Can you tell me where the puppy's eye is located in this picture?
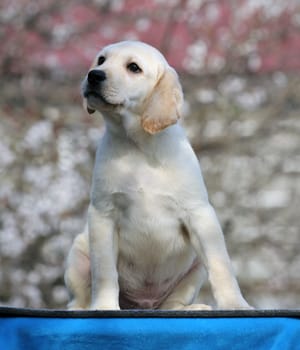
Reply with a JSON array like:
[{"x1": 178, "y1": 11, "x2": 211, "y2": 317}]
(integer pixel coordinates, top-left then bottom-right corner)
[
  {"x1": 127, "y1": 62, "x2": 142, "y2": 73},
  {"x1": 97, "y1": 56, "x2": 105, "y2": 66}
]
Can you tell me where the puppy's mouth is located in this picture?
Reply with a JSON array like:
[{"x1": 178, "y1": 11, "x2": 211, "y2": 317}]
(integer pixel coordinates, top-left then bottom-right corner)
[{"x1": 83, "y1": 88, "x2": 123, "y2": 114}]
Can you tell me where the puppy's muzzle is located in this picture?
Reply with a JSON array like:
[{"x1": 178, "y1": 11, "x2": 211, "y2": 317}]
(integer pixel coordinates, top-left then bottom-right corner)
[
  {"x1": 88, "y1": 70, "x2": 106, "y2": 86},
  {"x1": 83, "y1": 70, "x2": 107, "y2": 113},
  {"x1": 83, "y1": 69, "x2": 123, "y2": 112}
]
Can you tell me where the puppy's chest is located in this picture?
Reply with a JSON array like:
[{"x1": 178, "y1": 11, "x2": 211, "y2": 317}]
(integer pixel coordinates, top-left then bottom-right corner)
[
  {"x1": 95, "y1": 155, "x2": 182, "y2": 234},
  {"x1": 112, "y1": 171, "x2": 179, "y2": 225},
  {"x1": 112, "y1": 189, "x2": 178, "y2": 227},
  {"x1": 98, "y1": 156, "x2": 179, "y2": 209}
]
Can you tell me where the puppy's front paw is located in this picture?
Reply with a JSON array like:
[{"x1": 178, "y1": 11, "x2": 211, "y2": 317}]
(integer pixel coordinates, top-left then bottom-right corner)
[
  {"x1": 90, "y1": 306, "x2": 121, "y2": 311},
  {"x1": 217, "y1": 298, "x2": 253, "y2": 310},
  {"x1": 180, "y1": 303, "x2": 212, "y2": 311},
  {"x1": 90, "y1": 301, "x2": 120, "y2": 311},
  {"x1": 161, "y1": 302, "x2": 212, "y2": 311}
]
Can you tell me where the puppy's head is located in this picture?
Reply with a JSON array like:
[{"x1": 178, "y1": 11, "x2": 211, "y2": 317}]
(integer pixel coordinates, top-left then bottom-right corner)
[{"x1": 82, "y1": 41, "x2": 183, "y2": 134}]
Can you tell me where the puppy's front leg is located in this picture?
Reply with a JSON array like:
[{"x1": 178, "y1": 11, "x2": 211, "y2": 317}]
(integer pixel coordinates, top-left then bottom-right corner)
[
  {"x1": 187, "y1": 204, "x2": 250, "y2": 309},
  {"x1": 88, "y1": 205, "x2": 120, "y2": 310}
]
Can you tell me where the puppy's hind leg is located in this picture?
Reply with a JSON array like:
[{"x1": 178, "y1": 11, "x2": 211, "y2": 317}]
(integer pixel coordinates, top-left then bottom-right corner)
[
  {"x1": 64, "y1": 230, "x2": 91, "y2": 310},
  {"x1": 159, "y1": 262, "x2": 211, "y2": 310}
]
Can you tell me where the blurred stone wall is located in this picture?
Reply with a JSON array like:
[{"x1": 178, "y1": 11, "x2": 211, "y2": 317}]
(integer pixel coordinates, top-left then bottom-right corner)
[{"x1": 0, "y1": 73, "x2": 299, "y2": 309}]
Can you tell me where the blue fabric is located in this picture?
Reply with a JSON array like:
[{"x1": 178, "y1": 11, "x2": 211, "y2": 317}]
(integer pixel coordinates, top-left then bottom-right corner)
[{"x1": 1, "y1": 313, "x2": 299, "y2": 350}]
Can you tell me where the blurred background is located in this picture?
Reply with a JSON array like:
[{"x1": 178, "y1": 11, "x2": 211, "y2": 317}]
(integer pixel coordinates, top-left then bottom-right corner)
[{"x1": 0, "y1": 0, "x2": 299, "y2": 309}]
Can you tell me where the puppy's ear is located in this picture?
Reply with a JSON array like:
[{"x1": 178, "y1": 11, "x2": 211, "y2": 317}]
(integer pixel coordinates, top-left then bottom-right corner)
[{"x1": 141, "y1": 67, "x2": 183, "y2": 134}]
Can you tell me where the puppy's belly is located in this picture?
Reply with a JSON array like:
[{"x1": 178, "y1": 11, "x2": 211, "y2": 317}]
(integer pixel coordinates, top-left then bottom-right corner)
[
  {"x1": 112, "y1": 190, "x2": 197, "y2": 309},
  {"x1": 118, "y1": 257, "x2": 199, "y2": 309}
]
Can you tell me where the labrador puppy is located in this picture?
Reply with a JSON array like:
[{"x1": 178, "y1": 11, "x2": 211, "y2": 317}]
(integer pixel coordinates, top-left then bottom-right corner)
[{"x1": 64, "y1": 41, "x2": 250, "y2": 310}]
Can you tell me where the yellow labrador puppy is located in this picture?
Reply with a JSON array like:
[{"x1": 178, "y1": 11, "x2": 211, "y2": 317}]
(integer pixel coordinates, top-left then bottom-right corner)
[{"x1": 64, "y1": 41, "x2": 250, "y2": 310}]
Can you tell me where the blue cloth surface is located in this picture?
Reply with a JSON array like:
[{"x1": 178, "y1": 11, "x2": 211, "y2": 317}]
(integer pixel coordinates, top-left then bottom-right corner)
[{"x1": 0, "y1": 309, "x2": 299, "y2": 350}]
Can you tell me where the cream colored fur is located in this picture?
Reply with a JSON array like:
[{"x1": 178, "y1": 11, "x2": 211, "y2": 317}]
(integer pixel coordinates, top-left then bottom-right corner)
[{"x1": 64, "y1": 41, "x2": 250, "y2": 310}]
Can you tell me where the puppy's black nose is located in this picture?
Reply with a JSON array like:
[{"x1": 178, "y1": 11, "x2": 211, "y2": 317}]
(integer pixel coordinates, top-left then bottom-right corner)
[{"x1": 88, "y1": 70, "x2": 106, "y2": 85}]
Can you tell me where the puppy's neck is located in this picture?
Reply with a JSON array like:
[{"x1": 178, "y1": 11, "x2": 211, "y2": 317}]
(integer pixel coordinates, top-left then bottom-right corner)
[
  {"x1": 101, "y1": 109, "x2": 144, "y2": 140},
  {"x1": 101, "y1": 109, "x2": 182, "y2": 161}
]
